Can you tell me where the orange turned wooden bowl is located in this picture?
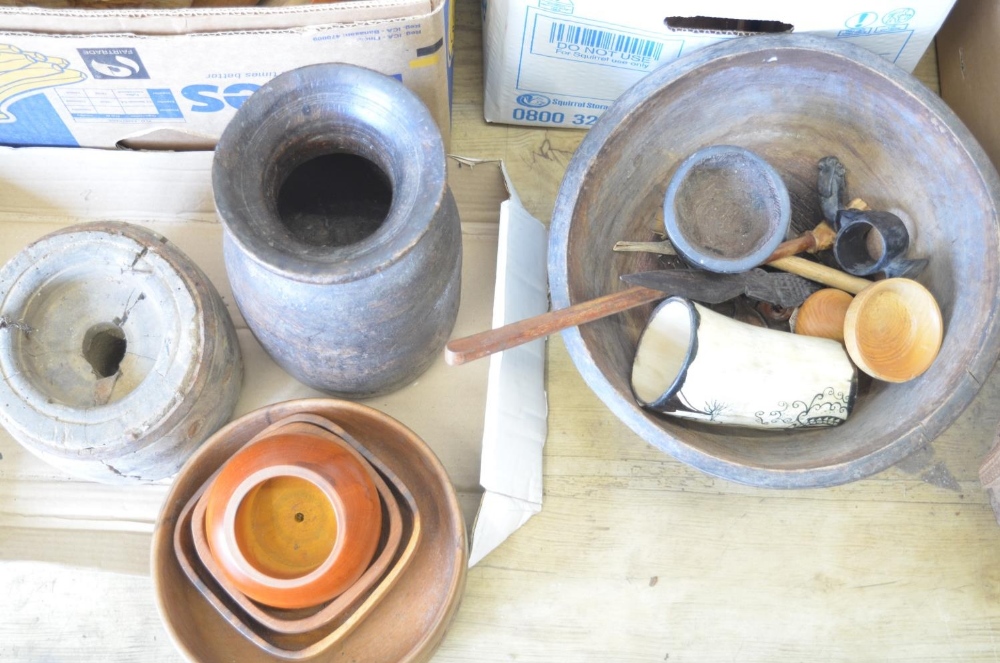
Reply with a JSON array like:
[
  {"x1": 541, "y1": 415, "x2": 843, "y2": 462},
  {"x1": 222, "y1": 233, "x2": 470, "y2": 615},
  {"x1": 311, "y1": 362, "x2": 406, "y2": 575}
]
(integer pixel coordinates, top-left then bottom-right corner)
[
  {"x1": 794, "y1": 288, "x2": 854, "y2": 343},
  {"x1": 204, "y1": 431, "x2": 382, "y2": 610}
]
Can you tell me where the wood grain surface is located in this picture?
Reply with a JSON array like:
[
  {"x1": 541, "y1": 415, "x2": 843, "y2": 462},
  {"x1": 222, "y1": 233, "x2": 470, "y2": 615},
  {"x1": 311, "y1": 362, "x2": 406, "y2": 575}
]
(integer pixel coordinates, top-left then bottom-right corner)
[{"x1": 2, "y1": 4, "x2": 999, "y2": 663}]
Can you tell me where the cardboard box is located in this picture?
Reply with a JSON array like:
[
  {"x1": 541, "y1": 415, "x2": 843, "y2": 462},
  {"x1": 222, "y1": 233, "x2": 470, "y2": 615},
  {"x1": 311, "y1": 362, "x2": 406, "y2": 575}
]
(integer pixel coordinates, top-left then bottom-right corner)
[
  {"x1": 0, "y1": 0, "x2": 453, "y2": 148},
  {"x1": 483, "y1": 0, "x2": 956, "y2": 129},
  {"x1": 938, "y1": 0, "x2": 1000, "y2": 172}
]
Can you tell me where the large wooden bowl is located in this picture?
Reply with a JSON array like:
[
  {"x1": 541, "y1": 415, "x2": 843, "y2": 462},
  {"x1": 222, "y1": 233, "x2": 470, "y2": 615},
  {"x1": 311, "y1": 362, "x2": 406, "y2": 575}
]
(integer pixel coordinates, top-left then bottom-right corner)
[
  {"x1": 548, "y1": 34, "x2": 1000, "y2": 488},
  {"x1": 152, "y1": 398, "x2": 466, "y2": 662}
]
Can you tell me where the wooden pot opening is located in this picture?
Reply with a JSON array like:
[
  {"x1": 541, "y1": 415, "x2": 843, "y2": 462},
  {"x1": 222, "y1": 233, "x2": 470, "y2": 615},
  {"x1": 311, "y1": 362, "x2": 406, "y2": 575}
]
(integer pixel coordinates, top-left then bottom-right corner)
[
  {"x1": 82, "y1": 322, "x2": 127, "y2": 379},
  {"x1": 233, "y1": 474, "x2": 338, "y2": 580},
  {"x1": 277, "y1": 152, "x2": 394, "y2": 248},
  {"x1": 845, "y1": 279, "x2": 943, "y2": 383}
]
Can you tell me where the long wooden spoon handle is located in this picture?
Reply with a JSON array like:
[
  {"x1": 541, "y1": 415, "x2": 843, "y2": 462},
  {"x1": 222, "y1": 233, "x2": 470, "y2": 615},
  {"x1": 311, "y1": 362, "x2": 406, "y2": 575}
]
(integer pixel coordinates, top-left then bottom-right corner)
[
  {"x1": 444, "y1": 285, "x2": 664, "y2": 366},
  {"x1": 768, "y1": 256, "x2": 871, "y2": 294}
]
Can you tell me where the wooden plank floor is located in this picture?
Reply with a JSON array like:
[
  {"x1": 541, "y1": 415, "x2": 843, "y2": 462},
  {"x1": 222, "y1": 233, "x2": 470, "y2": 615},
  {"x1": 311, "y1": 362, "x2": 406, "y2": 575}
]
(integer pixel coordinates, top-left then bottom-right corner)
[{"x1": 3, "y1": 2, "x2": 1000, "y2": 662}]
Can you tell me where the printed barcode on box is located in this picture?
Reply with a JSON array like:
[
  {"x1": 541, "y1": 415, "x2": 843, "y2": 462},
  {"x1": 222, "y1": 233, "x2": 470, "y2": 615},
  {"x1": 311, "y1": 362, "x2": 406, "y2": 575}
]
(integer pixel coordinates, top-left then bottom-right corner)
[{"x1": 547, "y1": 22, "x2": 665, "y2": 60}]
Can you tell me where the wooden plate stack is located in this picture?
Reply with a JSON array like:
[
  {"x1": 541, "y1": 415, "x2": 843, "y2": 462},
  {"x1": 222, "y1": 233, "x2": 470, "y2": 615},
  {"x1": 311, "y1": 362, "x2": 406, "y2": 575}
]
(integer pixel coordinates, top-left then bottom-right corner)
[{"x1": 152, "y1": 399, "x2": 467, "y2": 662}]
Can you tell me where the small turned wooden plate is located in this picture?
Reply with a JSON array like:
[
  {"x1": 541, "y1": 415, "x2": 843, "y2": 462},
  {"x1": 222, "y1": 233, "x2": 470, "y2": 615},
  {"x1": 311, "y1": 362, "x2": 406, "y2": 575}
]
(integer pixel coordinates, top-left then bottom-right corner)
[
  {"x1": 203, "y1": 421, "x2": 383, "y2": 610},
  {"x1": 185, "y1": 416, "x2": 414, "y2": 639},
  {"x1": 174, "y1": 448, "x2": 417, "y2": 657},
  {"x1": 844, "y1": 278, "x2": 943, "y2": 383},
  {"x1": 154, "y1": 399, "x2": 467, "y2": 663}
]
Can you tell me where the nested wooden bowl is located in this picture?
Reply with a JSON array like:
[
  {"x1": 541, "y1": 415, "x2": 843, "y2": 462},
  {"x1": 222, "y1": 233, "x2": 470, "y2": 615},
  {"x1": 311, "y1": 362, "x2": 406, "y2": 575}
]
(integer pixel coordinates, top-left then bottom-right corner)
[
  {"x1": 844, "y1": 279, "x2": 943, "y2": 383},
  {"x1": 663, "y1": 144, "x2": 790, "y2": 273},
  {"x1": 186, "y1": 416, "x2": 411, "y2": 639},
  {"x1": 795, "y1": 289, "x2": 854, "y2": 343},
  {"x1": 203, "y1": 426, "x2": 383, "y2": 610},
  {"x1": 153, "y1": 399, "x2": 466, "y2": 662},
  {"x1": 548, "y1": 34, "x2": 1000, "y2": 487},
  {"x1": 185, "y1": 438, "x2": 412, "y2": 642},
  {"x1": 174, "y1": 414, "x2": 421, "y2": 658}
]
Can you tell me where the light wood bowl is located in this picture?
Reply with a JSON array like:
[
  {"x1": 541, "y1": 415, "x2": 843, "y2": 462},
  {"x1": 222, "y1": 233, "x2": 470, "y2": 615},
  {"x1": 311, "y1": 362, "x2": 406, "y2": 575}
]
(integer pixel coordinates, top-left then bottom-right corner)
[
  {"x1": 794, "y1": 288, "x2": 854, "y2": 343},
  {"x1": 173, "y1": 427, "x2": 419, "y2": 658},
  {"x1": 844, "y1": 278, "x2": 943, "y2": 383},
  {"x1": 153, "y1": 399, "x2": 466, "y2": 663}
]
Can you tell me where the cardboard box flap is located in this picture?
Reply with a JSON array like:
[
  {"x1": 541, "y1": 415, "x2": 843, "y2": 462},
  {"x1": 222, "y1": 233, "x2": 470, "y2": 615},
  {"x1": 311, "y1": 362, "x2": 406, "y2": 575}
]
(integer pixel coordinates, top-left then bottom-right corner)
[
  {"x1": 0, "y1": 0, "x2": 452, "y2": 148},
  {"x1": 0, "y1": 0, "x2": 439, "y2": 35},
  {"x1": 470, "y1": 161, "x2": 548, "y2": 566},
  {"x1": 483, "y1": 0, "x2": 954, "y2": 129}
]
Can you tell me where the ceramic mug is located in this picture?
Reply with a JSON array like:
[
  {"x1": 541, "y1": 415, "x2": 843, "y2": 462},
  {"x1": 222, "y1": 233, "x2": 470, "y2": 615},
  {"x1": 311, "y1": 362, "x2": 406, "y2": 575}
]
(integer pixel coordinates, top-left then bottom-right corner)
[{"x1": 631, "y1": 297, "x2": 857, "y2": 428}]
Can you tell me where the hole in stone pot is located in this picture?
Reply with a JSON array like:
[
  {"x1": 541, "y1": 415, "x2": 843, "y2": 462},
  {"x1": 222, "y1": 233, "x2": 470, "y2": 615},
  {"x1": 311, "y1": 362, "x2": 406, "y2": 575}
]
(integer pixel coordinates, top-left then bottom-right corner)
[
  {"x1": 235, "y1": 475, "x2": 337, "y2": 580},
  {"x1": 277, "y1": 153, "x2": 393, "y2": 248},
  {"x1": 82, "y1": 323, "x2": 127, "y2": 379}
]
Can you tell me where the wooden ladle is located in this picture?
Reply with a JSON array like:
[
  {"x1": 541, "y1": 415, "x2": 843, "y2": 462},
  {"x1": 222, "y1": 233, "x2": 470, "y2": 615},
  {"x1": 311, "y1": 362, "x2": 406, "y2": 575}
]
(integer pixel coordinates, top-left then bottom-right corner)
[{"x1": 444, "y1": 221, "x2": 855, "y2": 366}]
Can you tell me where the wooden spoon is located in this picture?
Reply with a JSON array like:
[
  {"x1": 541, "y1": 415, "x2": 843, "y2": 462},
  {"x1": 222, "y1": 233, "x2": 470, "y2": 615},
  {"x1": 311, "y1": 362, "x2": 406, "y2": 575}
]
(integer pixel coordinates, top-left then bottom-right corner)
[{"x1": 444, "y1": 222, "x2": 851, "y2": 366}]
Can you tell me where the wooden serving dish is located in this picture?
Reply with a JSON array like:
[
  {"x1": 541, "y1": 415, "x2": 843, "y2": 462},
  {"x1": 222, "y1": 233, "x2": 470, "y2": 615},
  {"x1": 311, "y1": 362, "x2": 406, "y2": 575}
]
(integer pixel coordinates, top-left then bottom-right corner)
[
  {"x1": 153, "y1": 399, "x2": 466, "y2": 663},
  {"x1": 180, "y1": 415, "x2": 415, "y2": 641},
  {"x1": 548, "y1": 34, "x2": 1000, "y2": 488},
  {"x1": 174, "y1": 460, "x2": 416, "y2": 658},
  {"x1": 203, "y1": 420, "x2": 384, "y2": 610},
  {"x1": 844, "y1": 278, "x2": 943, "y2": 383}
]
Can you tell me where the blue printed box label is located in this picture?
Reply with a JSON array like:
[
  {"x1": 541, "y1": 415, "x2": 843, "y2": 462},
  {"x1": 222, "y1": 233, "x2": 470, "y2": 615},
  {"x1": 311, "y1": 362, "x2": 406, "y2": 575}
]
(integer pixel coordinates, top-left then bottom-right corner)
[
  {"x1": 834, "y1": 8, "x2": 915, "y2": 63},
  {"x1": 77, "y1": 48, "x2": 150, "y2": 80},
  {"x1": 56, "y1": 87, "x2": 183, "y2": 121},
  {"x1": 528, "y1": 13, "x2": 682, "y2": 73},
  {"x1": 516, "y1": 7, "x2": 693, "y2": 102}
]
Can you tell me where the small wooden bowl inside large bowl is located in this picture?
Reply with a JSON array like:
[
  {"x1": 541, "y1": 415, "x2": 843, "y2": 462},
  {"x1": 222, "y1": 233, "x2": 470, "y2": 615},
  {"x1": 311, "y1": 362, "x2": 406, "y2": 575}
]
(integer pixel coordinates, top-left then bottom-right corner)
[
  {"x1": 844, "y1": 278, "x2": 943, "y2": 383},
  {"x1": 152, "y1": 398, "x2": 467, "y2": 663},
  {"x1": 203, "y1": 430, "x2": 382, "y2": 610},
  {"x1": 548, "y1": 34, "x2": 1000, "y2": 488}
]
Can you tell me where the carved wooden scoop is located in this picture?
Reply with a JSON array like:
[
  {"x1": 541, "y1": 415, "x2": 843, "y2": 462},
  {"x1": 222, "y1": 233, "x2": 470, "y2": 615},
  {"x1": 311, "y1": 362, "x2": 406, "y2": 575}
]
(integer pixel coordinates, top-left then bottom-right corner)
[{"x1": 444, "y1": 222, "x2": 850, "y2": 366}]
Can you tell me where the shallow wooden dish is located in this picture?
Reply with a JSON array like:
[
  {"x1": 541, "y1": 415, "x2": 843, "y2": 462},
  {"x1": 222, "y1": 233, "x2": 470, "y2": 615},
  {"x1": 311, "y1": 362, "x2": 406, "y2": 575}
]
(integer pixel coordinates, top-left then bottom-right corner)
[
  {"x1": 548, "y1": 34, "x2": 1000, "y2": 488},
  {"x1": 174, "y1": 452, "x2": 416, "y2": 657},
  {"x1": 186, "y1": 415, "x2": 412, "y2": 639},
  {"x1": 154, "y1": 399, "x2": 466, "y2": 663},
  {"x1": 201, "y1": 416, "x2": 411, "y2": 635},
  {"x1": 203, "y1": 422, "x2": 383, "y2": 610},
  {"x1": 844, "y1": 279, "x2": 943, "y2": 383}
]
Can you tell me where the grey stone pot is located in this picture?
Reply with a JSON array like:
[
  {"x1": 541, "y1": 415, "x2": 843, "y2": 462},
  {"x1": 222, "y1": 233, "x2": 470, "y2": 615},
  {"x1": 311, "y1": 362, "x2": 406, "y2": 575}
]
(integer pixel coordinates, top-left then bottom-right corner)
[
  {"x1": 0, "y1": 221, "x2": 243, "y2": 483},
  {"x1": 213, "y1": 64, "x2": 461, "y2": 398}
]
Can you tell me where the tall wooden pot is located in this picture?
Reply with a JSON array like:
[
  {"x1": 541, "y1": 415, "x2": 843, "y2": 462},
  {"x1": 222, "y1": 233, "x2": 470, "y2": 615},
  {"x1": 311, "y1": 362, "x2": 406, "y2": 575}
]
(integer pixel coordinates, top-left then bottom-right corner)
[{"x1": 213, "y1": 64, "x2": 461, "y2": 398}]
